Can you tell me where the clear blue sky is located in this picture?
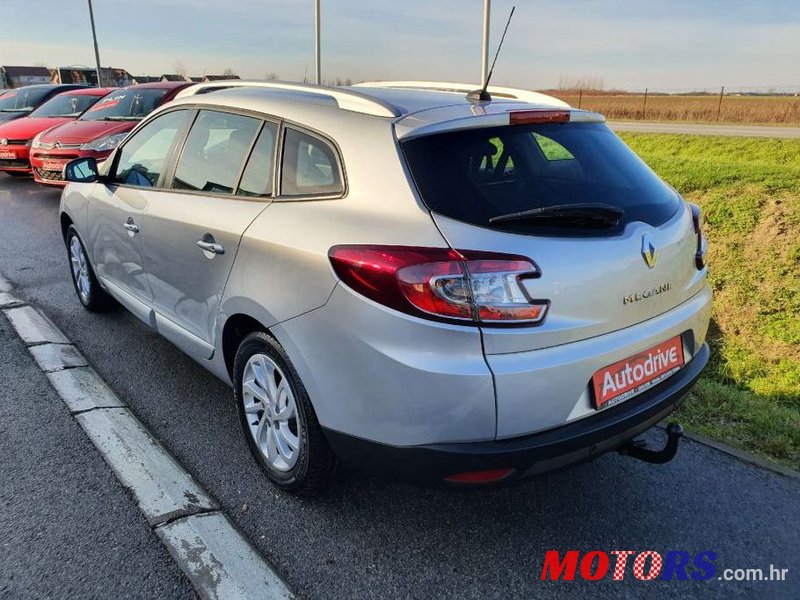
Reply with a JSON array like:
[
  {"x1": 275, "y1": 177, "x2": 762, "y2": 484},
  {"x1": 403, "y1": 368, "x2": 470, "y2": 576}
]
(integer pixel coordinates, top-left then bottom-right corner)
[{"x1": 1, "y1": 0, "x2": 799, "y2": 90}]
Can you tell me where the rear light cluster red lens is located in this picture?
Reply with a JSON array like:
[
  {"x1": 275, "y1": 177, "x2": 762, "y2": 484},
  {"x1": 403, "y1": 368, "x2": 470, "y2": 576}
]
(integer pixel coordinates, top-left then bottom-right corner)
[
  {"x1": 444, "y1": 468, "x2": 514, "y2": 484},
  {"x1": 329, "y1": 245, "x2": 548, "y2": 325},
  {"x1": 689, "y1": 203, "x2": 707, "y2": 270},
  {"x1": 509, "y1": 109, "x2": 570, "y2": 125}
]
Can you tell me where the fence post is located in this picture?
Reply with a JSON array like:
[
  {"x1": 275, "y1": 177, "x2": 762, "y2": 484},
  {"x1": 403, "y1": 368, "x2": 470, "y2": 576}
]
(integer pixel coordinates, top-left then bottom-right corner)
[
  {"x1": 717, "y1": 86, "x2": 725, "y2": 120},
  {"x1": 578, "y1": 88, "x2": 582, "y2": 109},
  {"x1": 642, "y1": 87, "x2": 648, "y2": 119}
]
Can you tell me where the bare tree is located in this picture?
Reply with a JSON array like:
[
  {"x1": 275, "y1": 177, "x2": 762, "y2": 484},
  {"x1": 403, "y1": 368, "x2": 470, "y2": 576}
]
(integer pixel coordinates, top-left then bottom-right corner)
[
  {"x1": 222, "y1": 67, "x2": 236, "y2": 76},
  {"x1": 265, "y1": 72, "x2": 279, "y2": 81},
  {"x1": 558, "y1": 75, "x2": 604, "y2": 91},
  {"x1": 174, "y1": 59, "x2": 189, "y2": 78}
]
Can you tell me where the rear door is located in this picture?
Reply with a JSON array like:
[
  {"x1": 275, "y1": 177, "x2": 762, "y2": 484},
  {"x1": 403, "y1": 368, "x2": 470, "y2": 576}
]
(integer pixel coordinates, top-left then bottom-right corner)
[
  {"x1": 88, "y1": 109, "x2": 190, "y2": 322},
  {"x1": 141, "y1": 110, "x2": 277, "y2": 359},
  {"x1": 401, "y1": 121, "x2": 705, "y2": 356}
]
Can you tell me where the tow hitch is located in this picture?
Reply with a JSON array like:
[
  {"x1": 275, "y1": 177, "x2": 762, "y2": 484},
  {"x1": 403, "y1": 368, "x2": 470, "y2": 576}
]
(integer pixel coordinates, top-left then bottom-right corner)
[{"x1": 619, "y1": 423, "x2": 684, "y2": 464}]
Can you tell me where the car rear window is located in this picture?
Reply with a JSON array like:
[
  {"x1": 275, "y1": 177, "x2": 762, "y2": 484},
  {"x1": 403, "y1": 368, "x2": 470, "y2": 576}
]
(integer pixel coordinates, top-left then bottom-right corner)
[
  {"x1": 79, "y1": 89, "x2": 168, "y2": 121},
  {"x1": 401, "y1": 122, "x2": 680, "y2": 236}
]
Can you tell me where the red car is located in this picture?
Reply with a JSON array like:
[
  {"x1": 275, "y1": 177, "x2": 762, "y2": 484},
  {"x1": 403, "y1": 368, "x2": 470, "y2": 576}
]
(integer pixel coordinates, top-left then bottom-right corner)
[
  {"x1": 0, "y1": 87, "x2": 115, "y2": 177},
  {"x1": 29, "y1": 82, "x2": 191, "y2": 186}
]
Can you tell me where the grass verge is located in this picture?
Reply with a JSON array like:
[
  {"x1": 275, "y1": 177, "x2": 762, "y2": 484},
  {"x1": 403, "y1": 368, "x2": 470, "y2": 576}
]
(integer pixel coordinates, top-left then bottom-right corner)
[{"x1": 619, "y1": 133, "x2": 800, "y2": 469}]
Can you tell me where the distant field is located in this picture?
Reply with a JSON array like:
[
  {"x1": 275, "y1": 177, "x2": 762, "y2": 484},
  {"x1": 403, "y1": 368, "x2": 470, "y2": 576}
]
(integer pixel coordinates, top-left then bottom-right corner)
[
  {"x1": 619, "y1": 133, "x2": 800, "y2": 469},
  {"x1": 548, "y1": 93, "x2": 800, "y2": 125}
]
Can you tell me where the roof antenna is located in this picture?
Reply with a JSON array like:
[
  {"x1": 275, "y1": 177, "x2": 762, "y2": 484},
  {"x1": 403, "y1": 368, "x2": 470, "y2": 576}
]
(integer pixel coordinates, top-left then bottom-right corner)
[{"x1": 468, "y1": 5, "x2": 515, "y2": 103}]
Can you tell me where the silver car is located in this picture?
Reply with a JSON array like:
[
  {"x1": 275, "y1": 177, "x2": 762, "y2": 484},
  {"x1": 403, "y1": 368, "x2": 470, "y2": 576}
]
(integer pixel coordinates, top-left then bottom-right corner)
[{"x1": 59, "y1": 81, "x2": 711, "y2": 493}]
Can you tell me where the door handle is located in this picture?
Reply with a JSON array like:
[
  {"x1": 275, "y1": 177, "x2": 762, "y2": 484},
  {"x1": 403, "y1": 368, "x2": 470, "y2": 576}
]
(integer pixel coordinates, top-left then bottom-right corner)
[
  {"x1": 197, "y1": 236, "x2": 225, "y2": 255},
  {"x1": 122, "y1": 219, "x2": 139, "y2": 233}
]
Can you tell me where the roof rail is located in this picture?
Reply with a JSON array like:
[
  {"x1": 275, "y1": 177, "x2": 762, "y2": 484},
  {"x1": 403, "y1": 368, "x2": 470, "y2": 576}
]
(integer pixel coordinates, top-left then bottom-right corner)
[
  {"x1": 173, "y1": 80, "x2": 400, "y2": 118},
  {"x1": 353, "y1": 81, "x2": 570, "y2": 108}
]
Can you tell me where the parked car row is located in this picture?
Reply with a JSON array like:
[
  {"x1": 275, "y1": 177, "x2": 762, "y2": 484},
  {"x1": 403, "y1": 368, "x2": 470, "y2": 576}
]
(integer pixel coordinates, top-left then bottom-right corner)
[
  {"x1": 45, "y1": 79, "x2": 711, "y2": 493},
  {"x1": 0, "y1": 82, "x2": 192, "y2": 185}
]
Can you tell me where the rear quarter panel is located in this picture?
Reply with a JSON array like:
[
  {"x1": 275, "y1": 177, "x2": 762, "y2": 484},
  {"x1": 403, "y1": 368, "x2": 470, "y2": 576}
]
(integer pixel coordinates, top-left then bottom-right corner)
[{"x1": 217, "y1": 115, "x2": 448, "y2": 334}]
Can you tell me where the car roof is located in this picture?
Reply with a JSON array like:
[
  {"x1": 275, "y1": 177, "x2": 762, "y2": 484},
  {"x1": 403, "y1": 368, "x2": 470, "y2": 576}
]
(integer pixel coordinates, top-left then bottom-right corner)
[
  {"x1": 124, "y1": 81, "x2": 191, "y2": 90},
  {"x1": 6, "y1": 84, "x2": 89, "y2": 91},
  {"x1": 159, "y1": 80, "x2": 602, "y2": 140},
  {"x1": 57, "y1": 87, "x2": 117, "y2": 97}
]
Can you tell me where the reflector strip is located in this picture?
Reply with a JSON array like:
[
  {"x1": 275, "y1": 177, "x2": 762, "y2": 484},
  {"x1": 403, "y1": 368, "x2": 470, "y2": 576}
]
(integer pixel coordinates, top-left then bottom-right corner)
[{"x1": 444, "y1": 468, "x2": 514, "y2": 484}]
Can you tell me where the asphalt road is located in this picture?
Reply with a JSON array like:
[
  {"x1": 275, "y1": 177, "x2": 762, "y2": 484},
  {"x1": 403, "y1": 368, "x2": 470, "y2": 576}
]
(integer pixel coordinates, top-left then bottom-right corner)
[
  {"x1": 609, "y1": 120, "x2": 800, "y2": 138},
  {"x1": 1, "y1": 173, "x2": 799, "y2": 599},
  {"x1": 0, "y1": 313, "x2": 197, "y2": 599}
]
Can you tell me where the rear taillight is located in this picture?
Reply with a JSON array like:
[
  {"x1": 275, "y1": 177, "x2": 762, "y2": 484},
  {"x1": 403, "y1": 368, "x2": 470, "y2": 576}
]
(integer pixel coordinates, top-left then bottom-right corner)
[
  {"x1": 689, "y1": 203, "x2": 707, "y2": 270},
  {"x1": 329, "y1": 245, "x2": 548, "y2": 326}
]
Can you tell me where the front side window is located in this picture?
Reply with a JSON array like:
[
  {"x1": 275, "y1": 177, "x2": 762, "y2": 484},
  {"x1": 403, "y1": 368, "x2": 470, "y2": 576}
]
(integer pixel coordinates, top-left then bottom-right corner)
[
  {"x1": 281, "y1": 128, "x2": 343, "y2": 197},
  {"x1": 113, "y1": 110, "x2": 188, "y2": 188},
  {"x1": 172, "y1": 110, "x2": 260, "y2": 194}
]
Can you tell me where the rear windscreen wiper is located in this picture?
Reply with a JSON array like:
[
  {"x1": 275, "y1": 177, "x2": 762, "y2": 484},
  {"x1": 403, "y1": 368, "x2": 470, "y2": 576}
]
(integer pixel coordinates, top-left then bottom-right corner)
[{"x1": 489, "y1": 203, "x2": 625, "y2": 226}]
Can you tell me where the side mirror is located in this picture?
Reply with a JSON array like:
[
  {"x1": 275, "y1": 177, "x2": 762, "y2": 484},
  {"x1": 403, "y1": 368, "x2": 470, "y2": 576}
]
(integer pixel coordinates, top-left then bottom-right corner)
[{"x1": 63, "y1": 157, "x2": 99, "y2": 183}]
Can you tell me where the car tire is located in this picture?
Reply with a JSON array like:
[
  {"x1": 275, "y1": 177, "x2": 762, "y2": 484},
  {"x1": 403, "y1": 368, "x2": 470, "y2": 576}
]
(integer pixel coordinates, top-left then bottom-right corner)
[
  {"x1": 66, "y1": 225, "x2": 113, "y2": 312},
  {"x1": 234, "y1": 331, "x2": 336, "y2": 495}
]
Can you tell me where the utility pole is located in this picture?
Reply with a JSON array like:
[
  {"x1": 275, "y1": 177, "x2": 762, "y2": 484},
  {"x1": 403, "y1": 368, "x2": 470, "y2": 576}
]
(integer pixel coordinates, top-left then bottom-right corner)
[
  {"x1": 314, "y1": 0, "x2": 321, "y2": 85},
  {"x1": 87, "y1": 0, "x2": 103, "y2": 86},
  {"x1": 481, "y1": 0, "x2": 491, "y2": 84}
]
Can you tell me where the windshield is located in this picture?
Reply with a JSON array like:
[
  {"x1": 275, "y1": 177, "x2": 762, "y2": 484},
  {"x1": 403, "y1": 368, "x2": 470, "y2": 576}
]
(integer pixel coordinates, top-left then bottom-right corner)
[
  {"x1": 30, "y1": 93, "x2": 101, "y2": 118},
  {"x1": 401, "y1": 122, "x2": 680, "y2": 236},
  {"x1": 0, "y1": 88, "x2": 51, "y2": 112},
  {"x1": 79, "y1": 89, "x2": 168, "y2": 121}
]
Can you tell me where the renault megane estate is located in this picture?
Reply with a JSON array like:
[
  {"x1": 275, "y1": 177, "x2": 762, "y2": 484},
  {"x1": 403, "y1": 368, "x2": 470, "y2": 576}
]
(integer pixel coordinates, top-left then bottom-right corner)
[
  {"x1": 58, "y1": 81, "x2": 711, "y2": 494},
  {"x1": 30, "y1": 81, "x2": 191, "y2": 186},
  {"x1": 0, "y1": 87, "x2": 115, "y2": 176}
]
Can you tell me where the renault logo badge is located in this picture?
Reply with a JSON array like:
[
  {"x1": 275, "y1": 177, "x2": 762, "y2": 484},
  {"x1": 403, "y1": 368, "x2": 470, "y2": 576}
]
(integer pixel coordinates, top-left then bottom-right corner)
[{"x1": 641, "y1": 234, "x2": 658, "y2": 269}]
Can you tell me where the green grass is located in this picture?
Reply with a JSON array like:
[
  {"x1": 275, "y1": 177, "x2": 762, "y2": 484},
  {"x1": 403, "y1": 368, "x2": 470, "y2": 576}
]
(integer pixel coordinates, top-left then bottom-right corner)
[{"x1": 619, "y1": 133, "x2": 800, "y2": 469}]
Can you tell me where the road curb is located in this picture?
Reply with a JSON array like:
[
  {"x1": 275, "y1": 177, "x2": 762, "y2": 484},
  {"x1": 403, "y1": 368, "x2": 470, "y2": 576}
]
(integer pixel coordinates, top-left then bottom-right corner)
[{"x1": 1, "y1": 277, "x2": 296, "y2": 600}]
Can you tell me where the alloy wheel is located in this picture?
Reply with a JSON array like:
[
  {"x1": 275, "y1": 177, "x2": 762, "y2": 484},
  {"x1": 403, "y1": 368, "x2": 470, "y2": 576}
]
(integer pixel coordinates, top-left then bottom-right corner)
[
  {"x1": 69, "y1": 236, "x2": 91, "y2": 303},
  {"x1": 241, "y1": 353, "x2": 301, "y2": 472}
]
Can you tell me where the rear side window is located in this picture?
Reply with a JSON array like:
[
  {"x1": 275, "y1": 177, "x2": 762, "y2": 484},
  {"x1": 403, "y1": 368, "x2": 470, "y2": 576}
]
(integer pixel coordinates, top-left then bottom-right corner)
[
  {"x1": 173, "y1": 110, "x2": 260, "y2": 194},
  {"x1": 401, "y1": 122, "x2": 680, "y2": 235},
  {"x1": 237, "y1": 122, "x2": 278, "y2": 198},
  {"x1": 281, "y1": 128, "x2": 343, "y2": 197}
]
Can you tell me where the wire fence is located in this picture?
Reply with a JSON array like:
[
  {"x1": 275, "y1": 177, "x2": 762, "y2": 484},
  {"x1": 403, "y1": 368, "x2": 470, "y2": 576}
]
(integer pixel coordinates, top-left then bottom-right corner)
[{"x1": 539, "y1": 86, "x2": 800, "y2": 124}]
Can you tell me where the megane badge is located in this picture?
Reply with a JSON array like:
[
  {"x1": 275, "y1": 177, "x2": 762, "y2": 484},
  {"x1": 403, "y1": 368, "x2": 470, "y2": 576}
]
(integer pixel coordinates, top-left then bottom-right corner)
[{"x1": 641, "y1": 234, "x2": 658, "y2": 269}]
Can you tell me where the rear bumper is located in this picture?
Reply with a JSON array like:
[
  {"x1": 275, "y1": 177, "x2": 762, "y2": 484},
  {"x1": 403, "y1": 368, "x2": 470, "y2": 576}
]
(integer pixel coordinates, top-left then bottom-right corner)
[{"x1": 324, "y1": 342, "x2": 708, "y2": 486}]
